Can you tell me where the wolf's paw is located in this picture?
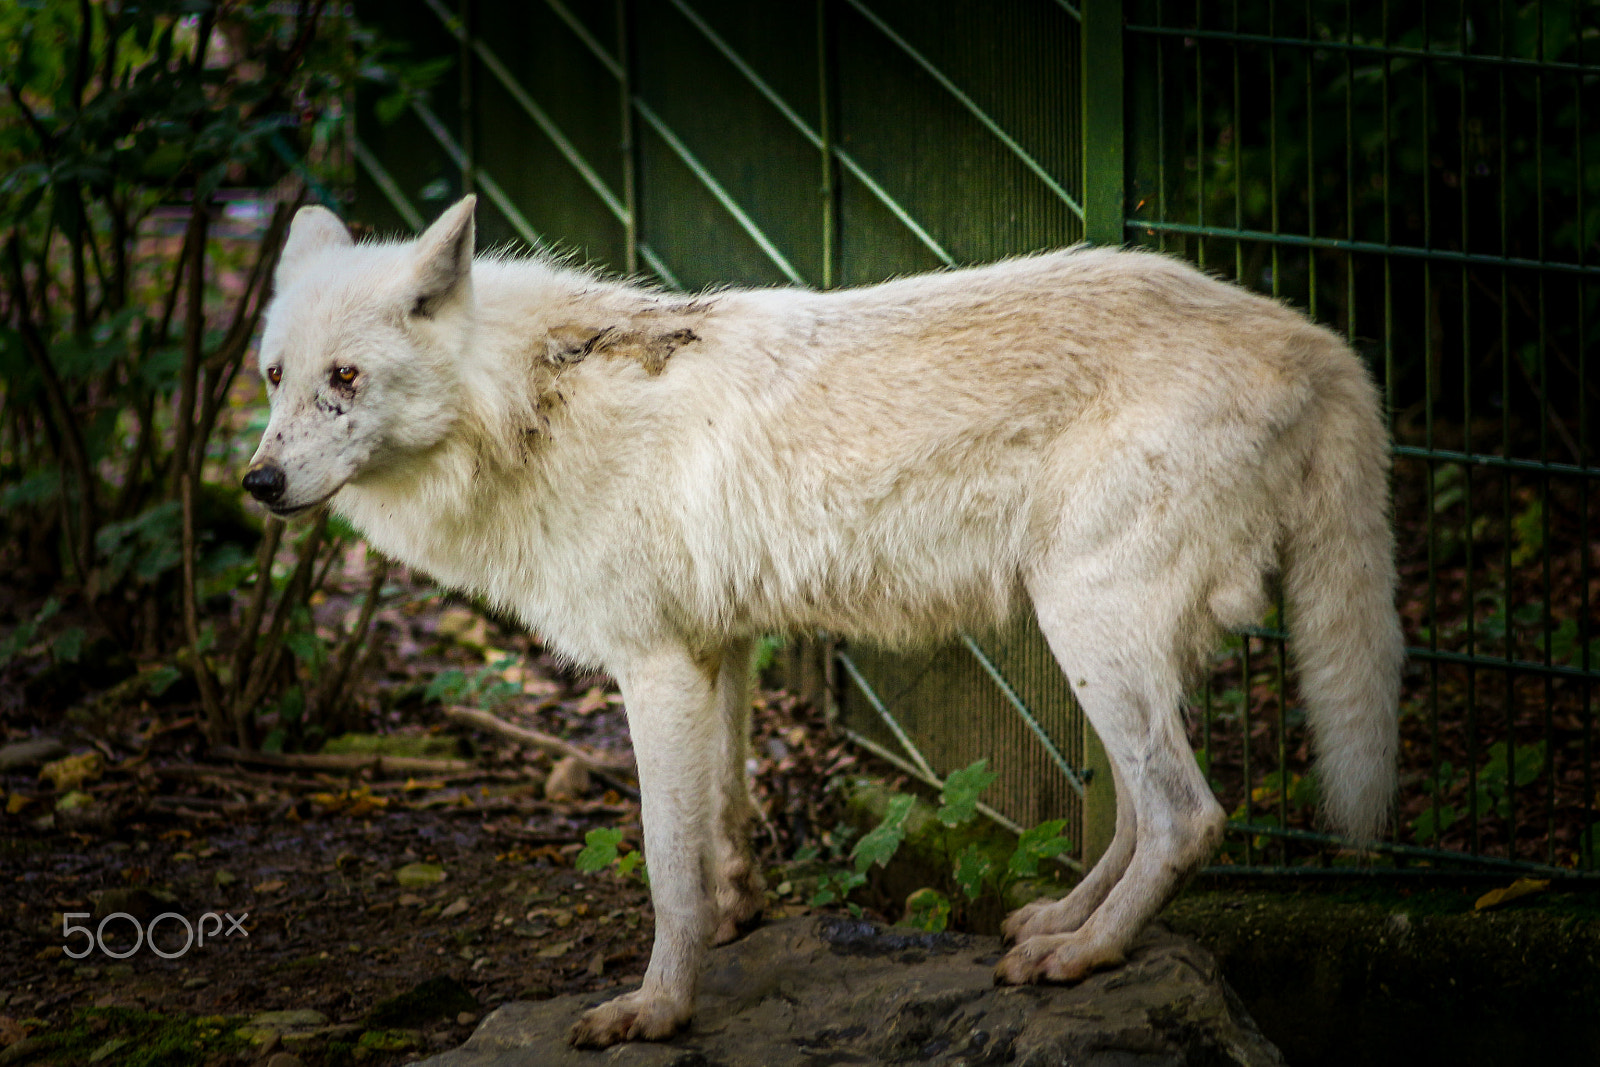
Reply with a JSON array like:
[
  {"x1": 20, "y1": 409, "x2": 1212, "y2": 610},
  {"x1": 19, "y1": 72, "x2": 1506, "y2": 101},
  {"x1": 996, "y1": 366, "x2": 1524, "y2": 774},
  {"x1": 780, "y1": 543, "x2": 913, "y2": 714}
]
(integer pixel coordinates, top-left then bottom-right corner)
[
  {"x1": 1001, "y1": 899, "x2": 1055, "y2": 943},
  {"x1": 1001, "y1": 897, "x2": 1091, "y2": 944},
  {"x1": 714, "y1": 895, "x2": 763, "y2": 945},
  {"x1": 713, "y1": 860, "x2": 766, "y2": 945},
  {"x1": 567, "y1": 989, "x2": 690, "y2": 1048},
  {"x1": 713, "y1": 905, "x2": 763, "y2": 946},
  {"x1": 993, "y1": 932, "x2": 1124, "y2": 986}
]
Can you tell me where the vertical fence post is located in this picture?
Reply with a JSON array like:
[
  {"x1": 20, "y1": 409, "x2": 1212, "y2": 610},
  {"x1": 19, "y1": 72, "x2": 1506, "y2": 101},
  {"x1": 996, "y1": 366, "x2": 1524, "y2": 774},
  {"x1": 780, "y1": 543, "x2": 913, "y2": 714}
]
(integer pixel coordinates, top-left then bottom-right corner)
[
  {"x1": 617, "y1": 0, "x2": 639, "y2": 276},
  {"x1": 1077, "y1": 0, "x2": 1125, "y2": 870},
  {"x1": 1082, "y1": 0, "x2": 1125, "y2": 248},
  {"x1": 457, "y1": 0, "x2": 475, "y2": 197},
  {"x1": 817, "y1": 0, "x2": 840, "y2": 291}
]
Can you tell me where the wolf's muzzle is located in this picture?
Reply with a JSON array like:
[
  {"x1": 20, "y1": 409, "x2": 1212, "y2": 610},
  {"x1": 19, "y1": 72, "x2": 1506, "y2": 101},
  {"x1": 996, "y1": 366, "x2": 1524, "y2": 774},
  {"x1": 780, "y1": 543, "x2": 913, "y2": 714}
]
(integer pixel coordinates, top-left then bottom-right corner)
[{"x1": 242, "y1": 462, "x2": 287, "y2": 505}]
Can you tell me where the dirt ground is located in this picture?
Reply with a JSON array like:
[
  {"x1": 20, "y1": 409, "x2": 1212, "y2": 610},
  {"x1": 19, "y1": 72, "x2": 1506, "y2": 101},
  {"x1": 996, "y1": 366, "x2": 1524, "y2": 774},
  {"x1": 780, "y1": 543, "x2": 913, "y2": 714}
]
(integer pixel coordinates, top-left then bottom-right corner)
[{"x1": 0, "y1": 589, "x2": 863, "y2": 1067}]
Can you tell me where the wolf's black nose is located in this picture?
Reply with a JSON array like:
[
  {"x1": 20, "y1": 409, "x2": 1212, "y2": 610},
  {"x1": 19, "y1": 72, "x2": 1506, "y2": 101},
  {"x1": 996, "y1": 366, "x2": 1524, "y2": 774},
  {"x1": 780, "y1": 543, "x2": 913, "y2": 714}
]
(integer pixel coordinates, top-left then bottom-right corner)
[{"x1": 242, "y1": 463, "x2": 286, "y2": 504}]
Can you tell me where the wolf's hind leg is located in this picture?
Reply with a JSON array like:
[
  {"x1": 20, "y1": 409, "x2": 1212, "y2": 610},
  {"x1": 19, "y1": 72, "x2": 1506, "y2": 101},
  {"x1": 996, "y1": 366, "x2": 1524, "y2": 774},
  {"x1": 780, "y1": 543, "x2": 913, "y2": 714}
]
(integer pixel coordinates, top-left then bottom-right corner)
[
  {"x1": 1002, "y1": 757, "x2": 1136, "y2": 943},
  {"x1": 711, "y1": 638, "x2": 765, "y2": 944},
  {"x1": 997, "y1": 573, "x2": 1224, "y2": 985}
]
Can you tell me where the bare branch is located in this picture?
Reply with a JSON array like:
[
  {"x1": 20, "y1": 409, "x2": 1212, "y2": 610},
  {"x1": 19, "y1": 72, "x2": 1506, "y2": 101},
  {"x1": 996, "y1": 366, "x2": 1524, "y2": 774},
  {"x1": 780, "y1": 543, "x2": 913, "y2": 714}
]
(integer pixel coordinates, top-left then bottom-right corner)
[
  {"x1": 181, "y1": 467, "x2": 227, "y2": 741},
  {"x1": 443, "y1": 706, "x2": 636, "y2": 774},
  {"x1": 235, "y1": 513, "x2": 327, "y2": 728},
  {"x1": 313, "y1": 557, "x2": 391, "y2": 726},
  {"x1": 226, "y1": 515, "x2": 285, "y2": 717},
  {"x1": 209, "y1": 745, "x2": 476, "y2": 778},
  {"x1": 5, "y1": 236, "x2": 97, "y2": 578}
]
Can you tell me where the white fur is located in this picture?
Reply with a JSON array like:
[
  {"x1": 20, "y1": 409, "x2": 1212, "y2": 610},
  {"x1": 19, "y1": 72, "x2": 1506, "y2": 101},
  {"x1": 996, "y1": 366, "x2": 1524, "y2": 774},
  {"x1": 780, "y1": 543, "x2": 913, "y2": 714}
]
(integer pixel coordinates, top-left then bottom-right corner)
[{"x1": 248, "y1": 197, "x2": 1403, "y2": 1046}]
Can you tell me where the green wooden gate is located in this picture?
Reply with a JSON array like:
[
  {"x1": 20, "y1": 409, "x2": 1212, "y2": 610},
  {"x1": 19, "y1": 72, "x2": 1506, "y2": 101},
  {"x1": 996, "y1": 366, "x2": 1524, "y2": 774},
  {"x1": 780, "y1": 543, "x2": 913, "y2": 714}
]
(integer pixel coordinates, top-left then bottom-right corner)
[{"x1": 350, "y1": 0, "x2": 1599, "y2": 877}]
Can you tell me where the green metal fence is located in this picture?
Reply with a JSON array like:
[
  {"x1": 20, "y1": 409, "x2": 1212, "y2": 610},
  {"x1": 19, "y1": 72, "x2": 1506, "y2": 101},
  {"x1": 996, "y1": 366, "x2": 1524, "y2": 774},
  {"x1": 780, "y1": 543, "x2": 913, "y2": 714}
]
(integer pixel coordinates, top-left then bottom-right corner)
[
  {"x1": 1118, "y1": 0, "x2": 1599, "y2": 876},
  {"x1": 350, "y1": 0, "x2": 1599, "y2": 877}
]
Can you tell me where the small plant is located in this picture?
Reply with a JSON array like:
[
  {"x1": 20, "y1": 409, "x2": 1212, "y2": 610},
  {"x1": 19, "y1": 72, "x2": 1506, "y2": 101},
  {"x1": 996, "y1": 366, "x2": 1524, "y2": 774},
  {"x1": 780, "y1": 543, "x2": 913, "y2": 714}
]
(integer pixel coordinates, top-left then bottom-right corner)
[
  {"x1": 1410, "y1": 740, "x2": 1547, "y2": 844},
  {"x1": 793, "y1": 822, "x2": 866, "y2": 915},
  {"x1": 424, "y1": 653, "x2": 524, "y2": 711},
  {"x1": 795, "y1": 760, "x2": 1073, "y2": 933},
  {"x1": 575, "y1": 827, "x2": 647, "y2": 885}
]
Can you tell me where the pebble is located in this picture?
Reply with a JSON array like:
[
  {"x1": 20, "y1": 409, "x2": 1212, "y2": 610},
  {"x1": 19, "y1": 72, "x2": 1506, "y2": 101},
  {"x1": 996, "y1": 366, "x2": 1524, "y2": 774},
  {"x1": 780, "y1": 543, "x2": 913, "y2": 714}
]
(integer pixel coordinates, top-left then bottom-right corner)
[{"x1": 543, "y1": 756, "x2": 590, "y2": 801}]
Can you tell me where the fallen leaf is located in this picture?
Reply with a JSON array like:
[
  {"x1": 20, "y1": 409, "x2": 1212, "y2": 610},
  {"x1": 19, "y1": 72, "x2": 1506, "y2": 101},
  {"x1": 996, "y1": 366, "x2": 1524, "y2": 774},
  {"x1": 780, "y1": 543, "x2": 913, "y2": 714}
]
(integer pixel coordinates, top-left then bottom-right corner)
[
  {"x1": 1474, "y1": 877, "x2": 1550, "y2": 911},
  {"x1": 6, "y1": 793, "x2": 30, "y2": 814},
  {"x1": 535, "y1": 939, "x2": 574, "y2": 959},
  {"x1": 574, "y1": 688, "x2": 610, "y2": 716},
  {"x1": 39, "y1": 752, "x2": 101, "y2": 791},
  {"x1": 253, "y1": 880, "x2": 287, "y2": 894},
  {"x1": 87, "y1": 1037, "x2": 128, "y2": 1063},
  {"x1": 436, "y1": 608, "x2": 489, "y2": 649},
  {"x1": 440, "y1": 897, "x2": 471, "y2": 919},
  {"x1": 397, "y1": 862, "x2": 447, "y2": 888}
]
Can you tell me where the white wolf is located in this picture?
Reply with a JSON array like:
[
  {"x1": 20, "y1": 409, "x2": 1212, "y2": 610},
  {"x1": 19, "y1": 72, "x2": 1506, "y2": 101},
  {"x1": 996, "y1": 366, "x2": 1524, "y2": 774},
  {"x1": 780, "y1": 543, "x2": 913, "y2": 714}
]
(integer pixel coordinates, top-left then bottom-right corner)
[{"x1": 245, "y1": 196, "x2": 1402, "y2": 1047}]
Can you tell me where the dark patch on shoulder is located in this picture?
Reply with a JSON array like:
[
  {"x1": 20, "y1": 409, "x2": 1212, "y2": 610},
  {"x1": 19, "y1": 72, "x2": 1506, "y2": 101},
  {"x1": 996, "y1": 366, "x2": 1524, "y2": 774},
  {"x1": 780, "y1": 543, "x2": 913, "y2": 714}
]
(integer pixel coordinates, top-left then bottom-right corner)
[
  {"x1": 620, "y1": 326, "x2": 697, "y2": 374},
  {"x1": 544, "y1": 307, "x2": 705, "y2": 376},
  {"x1": 545, "y1": 324, "x2": 615, "y2": 366}
]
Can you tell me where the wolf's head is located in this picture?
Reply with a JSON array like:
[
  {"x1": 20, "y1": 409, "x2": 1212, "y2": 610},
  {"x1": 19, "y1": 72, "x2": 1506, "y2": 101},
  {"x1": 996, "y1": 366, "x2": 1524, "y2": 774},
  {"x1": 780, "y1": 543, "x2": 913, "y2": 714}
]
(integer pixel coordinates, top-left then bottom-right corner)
[{"x1": 243, "y1": 196, "x2": 479, "y2": 516}]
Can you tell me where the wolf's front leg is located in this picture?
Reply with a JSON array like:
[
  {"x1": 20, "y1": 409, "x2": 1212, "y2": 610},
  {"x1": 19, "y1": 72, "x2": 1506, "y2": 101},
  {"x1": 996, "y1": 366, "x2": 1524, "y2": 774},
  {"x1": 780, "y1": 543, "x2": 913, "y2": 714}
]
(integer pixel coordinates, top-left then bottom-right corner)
[{"x1": 568, "y1": 648, "x2": 719, "y2": 1049}]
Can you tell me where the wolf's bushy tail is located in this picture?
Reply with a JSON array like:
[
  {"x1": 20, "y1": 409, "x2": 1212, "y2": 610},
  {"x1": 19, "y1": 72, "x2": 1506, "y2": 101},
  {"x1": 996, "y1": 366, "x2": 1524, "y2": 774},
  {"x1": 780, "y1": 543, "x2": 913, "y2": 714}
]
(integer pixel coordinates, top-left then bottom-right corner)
[{"x1": 1283, "y1": 372, "x2": 1405, "y2": 844}]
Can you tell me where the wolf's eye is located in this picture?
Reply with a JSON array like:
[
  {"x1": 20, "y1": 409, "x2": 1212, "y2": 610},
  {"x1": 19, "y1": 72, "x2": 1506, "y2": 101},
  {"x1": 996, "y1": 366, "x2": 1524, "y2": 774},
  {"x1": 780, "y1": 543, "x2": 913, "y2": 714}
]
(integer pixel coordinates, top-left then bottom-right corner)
[
  {"x1": 266, "y1": 365, "x2": 281, "y2": 386},
  {"x1": 332, "y1": 365, "x2": 358, "y2": 385}
]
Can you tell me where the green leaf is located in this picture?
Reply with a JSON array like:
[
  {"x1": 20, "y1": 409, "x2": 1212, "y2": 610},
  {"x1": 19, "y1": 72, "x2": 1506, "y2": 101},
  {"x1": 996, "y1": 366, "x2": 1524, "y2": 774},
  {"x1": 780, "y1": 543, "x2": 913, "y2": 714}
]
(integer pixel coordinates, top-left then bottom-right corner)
[
  {"x1": 52, "y1": 627, "x2": 86, "y2": 663},
  {"x1": 576, "y1": 827, "x2": 624, "y2": 873},
  {"x1": 138, "y1": 344, "x2": 185, "y2": 390},
  {"x1": 902, "y1": 887, "x2": 951, "y2": 933},
  {"x1": 278, "y1": 686, "x2": 304, "y2": 725},
  {"x1": 477, "y1": 679, "x2": 521, "y2": 710},
  {"x1": 851, "y1": 793, "x2": 915, "y2": 873},
  {"x1": 1411, "y1": 804, "x2": 1457, "y2": 844},
  {"x1": 285, "y1": 631, "x2": 325, "y2": 667},
  {"x1": 953, "y1": 843, "x2": 995, "y2": 901},
  {"x1": 752, "y1": 634, "x2": 785, "y2": 675},
  {"x1": 144, "y1": 665, "x2": 182, "y2": 697},
  {"x1": 936, "y1": 759, "x2": 997, "y2": 827},
  {"x1": 1008, "y1": 819, "x2": 1073, "y2": 879},
  {"x1": 423, "y1": 669, "x2": 468, "y2": 704},
  {"x1": 1511, "y1": 741, "x2": 1546, "y2": 789},
  {"x1": 1, "y1": 471, "x2": 60, "y2": 509},
  {"x1": 617, "y1": 850, "x2": 644, "y2": 880}
]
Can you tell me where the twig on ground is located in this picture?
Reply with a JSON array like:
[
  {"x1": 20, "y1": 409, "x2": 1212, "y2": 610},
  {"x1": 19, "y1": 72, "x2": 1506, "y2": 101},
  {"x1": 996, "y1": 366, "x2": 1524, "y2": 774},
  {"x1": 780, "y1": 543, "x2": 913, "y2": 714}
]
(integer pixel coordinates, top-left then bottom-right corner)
[
  {"x1": 443, "y1": 705, "x2": 635, "y2": 775},
  {"x1": 209, "y1": 745, "x2": 474, "y2": 777},
  {"x1": 152, "y1": 764, "x2": 328, "y2": 793}
]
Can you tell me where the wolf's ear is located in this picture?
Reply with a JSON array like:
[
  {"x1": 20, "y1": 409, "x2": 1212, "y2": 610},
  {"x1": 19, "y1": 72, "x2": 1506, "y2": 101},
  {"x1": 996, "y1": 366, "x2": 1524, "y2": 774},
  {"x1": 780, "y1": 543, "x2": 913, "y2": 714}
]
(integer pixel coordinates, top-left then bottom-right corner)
[
  {"x1": 276, "y1": 206, "x2": 353, "y2": 292},
  {"x1": 411, "y1": 195, "x2": 476, "y2": 318}
]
